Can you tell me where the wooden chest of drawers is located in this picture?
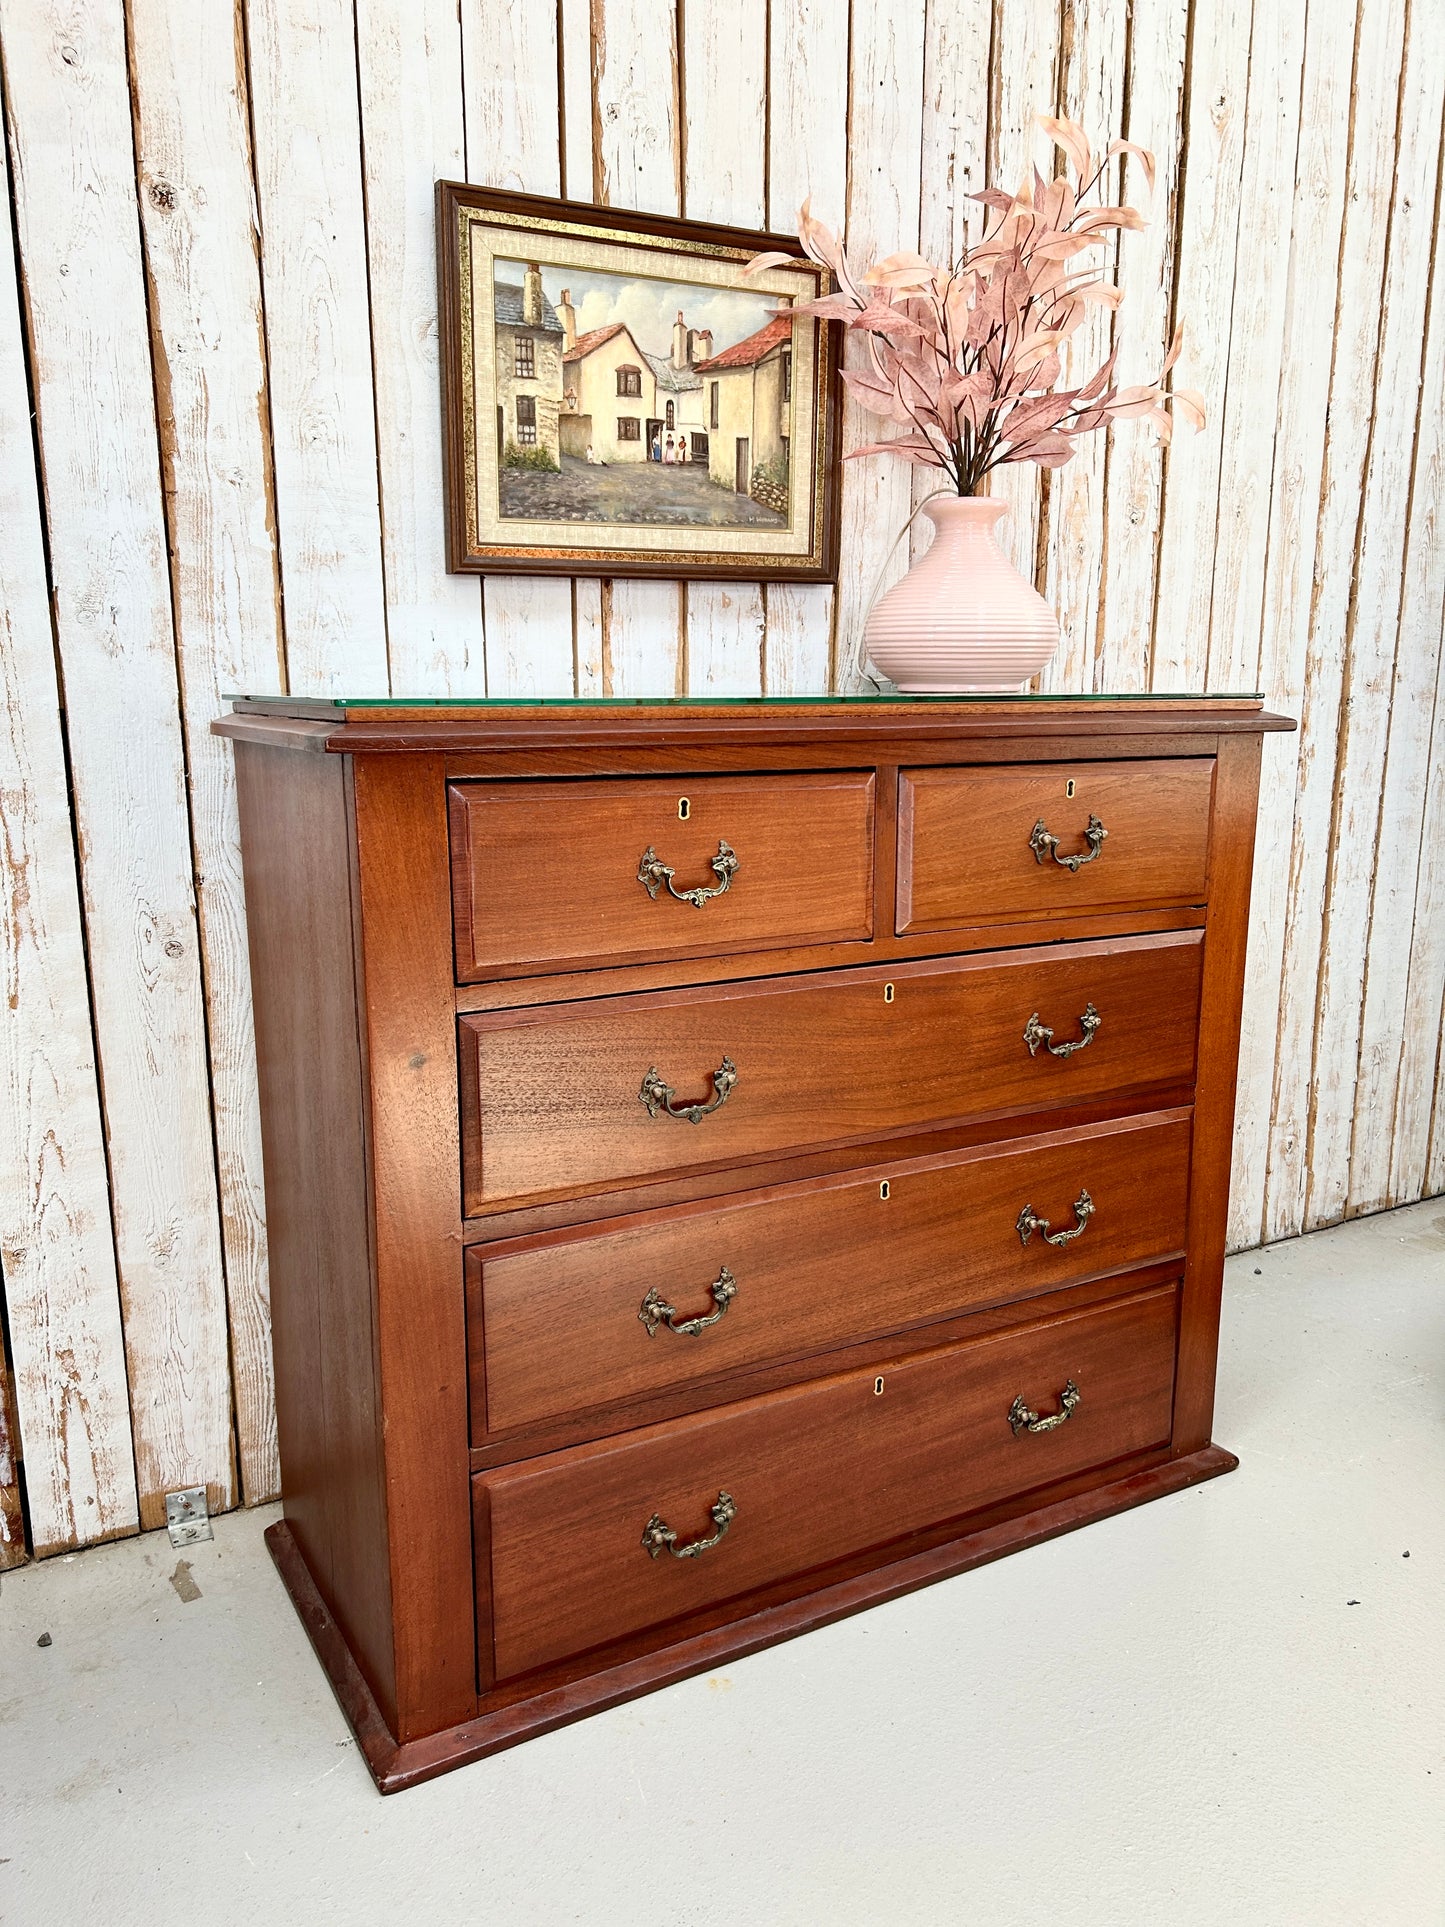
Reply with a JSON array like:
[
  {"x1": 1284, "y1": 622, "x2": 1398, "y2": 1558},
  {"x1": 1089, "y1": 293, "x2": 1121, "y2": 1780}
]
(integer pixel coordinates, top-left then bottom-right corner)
[{"x1": 216, "y1": 694, "x2": 1292, "y2": 1791}]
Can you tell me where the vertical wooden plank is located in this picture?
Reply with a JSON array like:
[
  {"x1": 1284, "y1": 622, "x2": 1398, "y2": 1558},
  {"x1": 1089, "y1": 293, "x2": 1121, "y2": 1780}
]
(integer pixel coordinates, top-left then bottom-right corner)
[
  {"x1": 833, "y1": 0, "x2": 927, "y2": 691},
  {"x1": 764, "y1": 0, "x2": 849, "y2": 693},
  {"x1": 1314, "y1": 3, "x2": 1445, "y2": 1226},
  {"x1": 244, "y1": 0, "x2": 390, "y2": 695},
  {"x1": 592, "y1": 0, "x2": 685, "y2": 694},
  {"x1": 357, "y1": 0, "x2": 487, "y2": 695},
  {"x1": 1149, "y1": 0, "x2": 1252, "y2": 691},
  {"x1": 3, "y1": 0, "x2": 234, "y2": 1530},
  {"x1": 560, "y1": 0, "x2": 603, "y2": 691},
  {"x1": 1094, "y1": 0, "x2": 1188, "y2": 692},
  {"x1": 1264, "y1": 0, "x2": 1407, "y2": 1238},
  {"x1": 683, "y1": 0, "x2": 767, "y2": 697},
  {"x1": 1200, "y1": 0, "x2": 1305, "y2": 693},
  {"x1": 1388, "y1": 610, "x2": 1445, "y2": 1206},
  {"x1": 1225, "y1": 0, "x2": 1354, "y2": 1249},
  {"x1": 128, "y1": 0, "x2": 289, "y2": 1506},
  {"x1": 461, "y1": 0, "x2": 575, "y2": 696},
  {"x1": 987, "y1": 0, "x2": 1060, "y2": 590},
  {"x1": 909, "y1": 0, "x2": 991, "y2": 573},
  {"x1": 0, "y1": 1311, "x2": 26, "y2": 1566},
  {"x1": 0, "y1": 113, "x2": 137, "y2": 1557},
  {"x1": 1039, "y1": 0, "x2": 1126, "y2": 693}
]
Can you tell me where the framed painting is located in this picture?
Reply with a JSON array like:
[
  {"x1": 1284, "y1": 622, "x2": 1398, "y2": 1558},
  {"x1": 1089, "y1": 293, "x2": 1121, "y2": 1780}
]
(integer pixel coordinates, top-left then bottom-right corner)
[{"x1": 435, "y1": 183, "x2": 842, "y2": 582}]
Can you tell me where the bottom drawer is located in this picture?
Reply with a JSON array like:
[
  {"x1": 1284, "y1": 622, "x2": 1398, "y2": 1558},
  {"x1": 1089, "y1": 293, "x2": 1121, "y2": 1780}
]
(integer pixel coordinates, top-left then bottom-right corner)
[{"x1": 477, "y1": 1283, "x2": 1178, "y2": 1680}]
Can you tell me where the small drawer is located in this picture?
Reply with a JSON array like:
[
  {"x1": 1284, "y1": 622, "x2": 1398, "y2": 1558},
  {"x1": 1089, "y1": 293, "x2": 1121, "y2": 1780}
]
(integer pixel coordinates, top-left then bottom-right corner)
[
  {"x1": 449, "y1": 772, "x2": 875, "y2": 980},
  {"x1": 476, "y1": 1283, "x2": 1179, "y2": 1679},
  {"x1": 467, "y1": 1110, "x2": 1192, "y2": 1436},
  {"x1": 459, "y1": 931, "x2": 1203, "y2": 1213},
  {"x1": 896, "y1": 758, "x2": 1215, "y2": 933}
]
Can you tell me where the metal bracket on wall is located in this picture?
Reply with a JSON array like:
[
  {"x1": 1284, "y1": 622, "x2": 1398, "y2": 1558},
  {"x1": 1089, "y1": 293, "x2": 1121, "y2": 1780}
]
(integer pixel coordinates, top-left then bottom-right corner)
[{"x1": 165, "y1": 1487, "x2": 213, "y2": 1548}]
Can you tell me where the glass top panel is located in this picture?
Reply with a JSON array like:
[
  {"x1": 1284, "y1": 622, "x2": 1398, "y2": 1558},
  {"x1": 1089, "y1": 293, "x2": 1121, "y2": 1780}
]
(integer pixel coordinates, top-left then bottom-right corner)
[{"x1": 227, "y1": 691, "x2": 1263, "y2": 708}]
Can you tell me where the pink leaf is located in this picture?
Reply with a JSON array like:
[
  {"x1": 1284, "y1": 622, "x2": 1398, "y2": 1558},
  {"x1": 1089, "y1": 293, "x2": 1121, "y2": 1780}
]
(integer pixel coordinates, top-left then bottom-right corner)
[
  {"x1": 1106, "y1": 138, "x2": 1157, "y2": 199},
  {"x1": 743, "y1": 250, "x2": 798, "y2": 278},
  {"x1": 1172, "y1": 386, "x2": 1207, "y2": 431},
  {"x1": 1037, "y1": 113, "x2": 1092, "y2": 181}
]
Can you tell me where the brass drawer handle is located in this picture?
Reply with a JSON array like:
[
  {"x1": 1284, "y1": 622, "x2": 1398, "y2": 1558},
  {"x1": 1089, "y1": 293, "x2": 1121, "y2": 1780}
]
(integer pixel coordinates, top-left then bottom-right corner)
[
  {"x1": 1029, "y1": 813, "x2": 1107, "y2": 871},
  {"x1": 1008, "y1": 1379, "x2": 1081, "y2": 1436},
  {"x1": 639, "y1": 1056, "x2": 738, "y2": 1123},
  {"x1": 639, "y1": 1267, "x2": 738, "y2": 1337},
  {"x1": 638, "y1": 839, "x2": 739, "y2": 906},
  {"x1": 1016, "y1": 1189, "x2": 1094, "y2": 1248},
  {"x1": 1024, "y1": 1001, "x2": 1101, "y2": 1058},
  {"x1": 642, "y1": 1490, "x2": 737, "y2": 1560}
]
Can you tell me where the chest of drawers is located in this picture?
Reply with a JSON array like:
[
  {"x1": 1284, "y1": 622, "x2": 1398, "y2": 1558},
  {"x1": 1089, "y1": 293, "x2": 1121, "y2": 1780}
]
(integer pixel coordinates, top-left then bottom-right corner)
[{"x1": 216, "y1": 694, "x2": 1292, "y2": 1791}]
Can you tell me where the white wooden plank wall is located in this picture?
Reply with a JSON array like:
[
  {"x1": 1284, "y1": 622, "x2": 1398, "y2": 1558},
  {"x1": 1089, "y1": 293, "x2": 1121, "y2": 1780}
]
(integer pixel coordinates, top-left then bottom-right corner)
[{"x1": 0, "y1": 0, "x2": 1440, "y2": 1559}]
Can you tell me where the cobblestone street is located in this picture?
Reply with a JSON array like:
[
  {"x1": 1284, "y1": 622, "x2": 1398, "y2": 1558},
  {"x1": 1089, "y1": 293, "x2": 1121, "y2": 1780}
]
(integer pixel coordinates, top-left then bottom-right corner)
[{"x1": 499, "y1": 453, "x2": 787, "y2": 528}]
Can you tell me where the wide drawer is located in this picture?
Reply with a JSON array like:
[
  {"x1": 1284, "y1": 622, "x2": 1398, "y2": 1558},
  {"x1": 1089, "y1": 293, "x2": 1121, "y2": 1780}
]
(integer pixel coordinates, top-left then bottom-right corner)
[
  {"x1": 459, "y1": 930, "x2": 1203, "y2": 1213},
  {"x1": 468, "y1": 1110, "x2": 1192, "y2": 1435},
  {"x1": 449, "y1": 772, "x2": 875, "y2": 979},
  {"x1": 896, "y1": 758, "x2": 1215, "y2": 932},
  {"x1": 477, "y1": 1283, "x2": 1179, "y2": 1678}
]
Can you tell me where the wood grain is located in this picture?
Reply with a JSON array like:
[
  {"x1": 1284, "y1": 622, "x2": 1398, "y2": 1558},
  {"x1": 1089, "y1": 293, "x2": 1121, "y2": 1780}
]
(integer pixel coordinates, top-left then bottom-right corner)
[
  {"x1": 3, "y1": 0, "x2": 233, "y2": 1529},
  {"x1": 469, "y1": 1110, "x2": 1192, "y2": 1434},
  {"x1": 128, "y1": 0, "x2": 284, "y2": 1507},
  {"x1": 896, "y1": 756, "x2": 1214, "y2": 929},
  {"x1": 461, "y1": 932, "x2": 1205, "y2": 1210},
  {"x1": 244, "y1": 0, "x2": 390, "y2": 695},
  {"x1": 481, "y1": 1283, "x2": 1179, "y2": 1677},
  {"x1": 0, "y1": 1316, "x2": 26, "y2": 1567},
  {"x1": 357, "y1": 0, "x2": 487, "y2": 695},
  {"x1": 0, "y1": 105, "x2": 137, "y2": 1556},
  {"x1": 449, "y1": 771, "x2": 876, "y2": 977}
]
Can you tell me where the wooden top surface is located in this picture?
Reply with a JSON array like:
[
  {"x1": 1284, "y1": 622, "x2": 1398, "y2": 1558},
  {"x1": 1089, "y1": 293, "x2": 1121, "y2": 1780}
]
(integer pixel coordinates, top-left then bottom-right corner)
[{"x1": 213, "y1": 694, "x2": 1296, "y2": 754}]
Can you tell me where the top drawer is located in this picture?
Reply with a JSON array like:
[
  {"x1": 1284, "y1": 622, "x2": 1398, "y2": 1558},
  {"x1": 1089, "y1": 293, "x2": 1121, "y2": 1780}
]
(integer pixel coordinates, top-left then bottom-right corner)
[
  {"x1": 449, "y1": 773, "x2": 875, "y2": 980},
  {"x1": 896, "y1": 758, "x2": 1214, "y2": 933}
]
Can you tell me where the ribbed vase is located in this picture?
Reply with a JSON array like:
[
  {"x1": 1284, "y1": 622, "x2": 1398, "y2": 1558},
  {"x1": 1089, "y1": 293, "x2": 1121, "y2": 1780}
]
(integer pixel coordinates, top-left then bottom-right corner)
[{"x1": 864, "y1": 495, "x2": 1060, "y2": 693}]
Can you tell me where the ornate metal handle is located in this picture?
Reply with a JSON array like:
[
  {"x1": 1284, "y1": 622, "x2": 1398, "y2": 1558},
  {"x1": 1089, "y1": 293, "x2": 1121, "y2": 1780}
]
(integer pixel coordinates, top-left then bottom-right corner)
[
  {"x1": 1023, "y1": 1001, "x2": 1101, "y2": 1058},
  {"x1": 638, "y1": 1056, "x2": 738, "y2": 1123},
  {"x1": 1008, "y1": 1379, "x2": 1081, "y2": 1436},
  {"x1": 639, "y1": 1267, "x2": 738, "y2": 1338},
  {"x1": 642, "y1": 1490, "x2": 737, "y2": 1560},
  {"x1": 1016, "y1": 1189, "x2": 1094, "y2": 1247},
  {"x1": 638, "y1": 840, "x2": 740, "y2": 907},
  {"x1": 1029, "y1": 814, "x2": 1107, "y2": 871}
]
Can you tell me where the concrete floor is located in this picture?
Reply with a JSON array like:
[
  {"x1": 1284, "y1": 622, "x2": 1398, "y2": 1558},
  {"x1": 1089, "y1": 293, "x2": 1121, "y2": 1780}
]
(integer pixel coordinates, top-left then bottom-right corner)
[{"x1": 3, "y1": 1200, "x2": 1442, "y2": 1926}]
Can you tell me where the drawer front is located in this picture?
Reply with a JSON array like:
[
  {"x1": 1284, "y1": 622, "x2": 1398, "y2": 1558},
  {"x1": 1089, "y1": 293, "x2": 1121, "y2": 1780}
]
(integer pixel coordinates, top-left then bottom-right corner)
[
  {"x1": 460, "y1": 931, "x2": 1203, "y2": 1212},
  {"x1": 897, "y1": 758, "x2": 1215, "y2": 932},
  {"x1": 480, "y1": 1284, "x2": 1178, "y2": 1678},
  {"x1": 470, "y1": 1111, "x2": 1191, "y2": 1434},
  {"x1": 449, "y1": 772, "x2": 875, "y2": 979}
]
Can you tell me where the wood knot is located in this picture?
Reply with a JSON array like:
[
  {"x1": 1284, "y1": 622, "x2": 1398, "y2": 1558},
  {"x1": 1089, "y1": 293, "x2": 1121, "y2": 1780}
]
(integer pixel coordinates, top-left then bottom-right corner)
[{"x1": 149, "y1": 179, "x2": 177, "y2": 211}]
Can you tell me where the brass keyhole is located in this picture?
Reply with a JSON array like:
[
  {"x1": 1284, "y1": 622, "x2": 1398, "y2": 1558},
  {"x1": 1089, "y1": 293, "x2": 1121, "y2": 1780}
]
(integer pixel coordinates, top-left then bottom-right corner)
[
  {"x1": 873, "y1": 1376, "x2": 885, "y2": 1396},
  {"x1": 884, "y1": 983, "x2": 895, "y2": 1003},
  {"x1": 678, "y1": 797, "x2": 691, "y2": 820},
  {"x1": 879, "y1": 1180, "x2": 890, "y2": 1201},
  {"x1": 1065, "y1": 778, "x2": 1076, "y2": 799}
]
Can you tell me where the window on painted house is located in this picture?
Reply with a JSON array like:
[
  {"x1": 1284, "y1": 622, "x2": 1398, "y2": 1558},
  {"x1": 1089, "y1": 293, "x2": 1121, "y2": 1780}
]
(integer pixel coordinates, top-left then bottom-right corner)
[
  {"x1": 782, "y1": 350, "x2": 792, "y2": 402},
  {"x1": 666, "y1": 401, "x2": 675, "y2": 429},
  {"x1": 616, "y1": 364, "x2": 642, "y2": 397},
  {"x1": 710, "y1": 381, "x2": 719, "y2": 430},
  {"x1": 516, "y1": 394, "x2": 537, "y2": 445},
  {"x1": 514, "y1": 335, "x2": 535, "y2": 379},
  {"x1": 617, "y1": 417, "x2": 640, "y2": 441}
]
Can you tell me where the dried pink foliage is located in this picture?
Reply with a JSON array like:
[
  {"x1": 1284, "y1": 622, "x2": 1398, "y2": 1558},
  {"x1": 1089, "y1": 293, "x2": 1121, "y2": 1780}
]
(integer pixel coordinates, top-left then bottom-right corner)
[{"x1": 748, "y1": 114, "x2": 1205, "y2": 495}]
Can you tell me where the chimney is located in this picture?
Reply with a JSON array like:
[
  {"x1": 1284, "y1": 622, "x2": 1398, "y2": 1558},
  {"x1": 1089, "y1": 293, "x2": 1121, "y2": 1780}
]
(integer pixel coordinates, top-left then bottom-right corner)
[
  {"x1": 523, "y1": 261, "x2": 543, "y2": 329},
  {"x1": 696, "y1": 328, "x2": 714, "y2": 362},
  {"x1": 672, "y1": 309, "x2": 688, "y2": 371},
  {"x1": 557, "y1": 285, "x2": 577, "y2": 352}
]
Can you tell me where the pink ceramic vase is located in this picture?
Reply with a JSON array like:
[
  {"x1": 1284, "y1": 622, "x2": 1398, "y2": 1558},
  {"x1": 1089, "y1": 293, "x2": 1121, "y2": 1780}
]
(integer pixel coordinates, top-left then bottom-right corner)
[{"x1": 864, "y1": 495, "x2": 1060, "y2": 692}]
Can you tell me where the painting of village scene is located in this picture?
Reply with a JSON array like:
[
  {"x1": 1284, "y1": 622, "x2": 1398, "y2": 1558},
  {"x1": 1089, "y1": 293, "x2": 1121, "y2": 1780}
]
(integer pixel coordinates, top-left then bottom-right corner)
[{"x1": 490, "y1": 259, "x2": 795, "y2": 530}]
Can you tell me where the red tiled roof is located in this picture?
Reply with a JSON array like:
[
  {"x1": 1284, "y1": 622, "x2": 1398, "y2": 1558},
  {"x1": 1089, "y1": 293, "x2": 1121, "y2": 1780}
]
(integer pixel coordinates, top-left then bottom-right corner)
[
  {"x1": 693, "y1": 315, "x2": 792, "y2": 371},
  {"x1": 563, "y1": 322, "x2": 631, "y2": 362}
]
